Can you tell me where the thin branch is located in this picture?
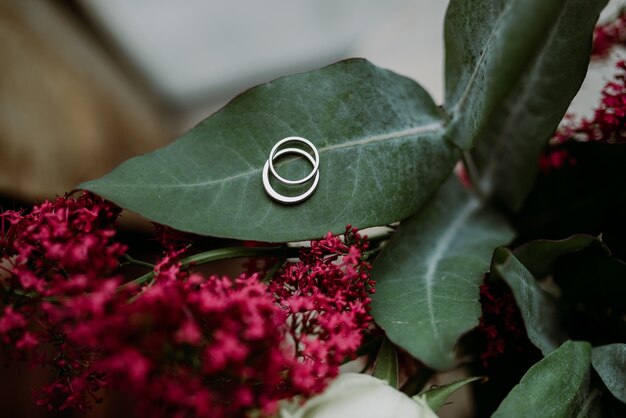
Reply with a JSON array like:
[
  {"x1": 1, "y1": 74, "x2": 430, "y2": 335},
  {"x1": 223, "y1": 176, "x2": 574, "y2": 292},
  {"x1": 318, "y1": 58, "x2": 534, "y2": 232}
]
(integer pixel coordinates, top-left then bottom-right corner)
[
  {"x1": 121, "y1": 254, "x2": 155, "y2": 270},
  {"x1": 120, "y1": 245, "x2": 298, "y2": 290}
]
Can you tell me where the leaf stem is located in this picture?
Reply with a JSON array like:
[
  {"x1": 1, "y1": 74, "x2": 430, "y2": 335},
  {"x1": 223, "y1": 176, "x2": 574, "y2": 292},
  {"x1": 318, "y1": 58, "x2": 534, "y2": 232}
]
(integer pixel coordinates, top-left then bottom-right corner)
[
  {"x1": 363, "y1": 247, "x2": 382, "y2": 261},
  {"x1": 121, "y1": 231, "x2": 384, "y2": 292},
  {"x1": 262, "y1": 258, "x2": 286, "y2": 283},
  {"x1": 120, "y1": 254, "x2": 155, "y2": 270},
  {"x1": 575, "y1": 388, "x2": 601, "y2": 418},
  {"x1": 120, "y1": 246, "x2": 299, "y2": 290},
  {"x1": 2, "y1": 286, "x2": 59, "y2": 304},
  {"x1": 367, "y1": 230, "x2": 394, "y2": 245}
]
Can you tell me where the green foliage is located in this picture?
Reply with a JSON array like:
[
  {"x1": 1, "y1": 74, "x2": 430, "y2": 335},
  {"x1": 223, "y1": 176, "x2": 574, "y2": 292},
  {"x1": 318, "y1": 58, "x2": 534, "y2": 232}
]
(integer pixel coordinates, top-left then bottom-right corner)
[
  {"x1": 491, "y1": 248, "x2": 567, "y2": 355},
  {"x1": 592, "y1": 344, "x2": 626, "y2": 404},
  {"x1": 444, "y1": 0, "x2": 606, "y2": 155},
  {"x1": 465, "y1": 0, "x2": 608, "y2": 211},
  {"x1": 492, "y1": 341, "x2": 592, "y2": 418},
  {"x1": 371, "y1": 177, "x2": 514, "y2": 369},
  {"x1": 371, "y1": 337, "x2": 399, "y2": 388},
  {"x1": 417, "y1": 376, "x2": 483, "y2": 412}
]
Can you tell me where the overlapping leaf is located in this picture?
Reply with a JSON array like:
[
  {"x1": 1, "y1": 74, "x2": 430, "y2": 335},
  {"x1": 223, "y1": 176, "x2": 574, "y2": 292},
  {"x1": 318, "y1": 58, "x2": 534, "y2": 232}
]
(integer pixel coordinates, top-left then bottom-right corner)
[
  {"x1": 418, "y1": 376, "x2": 483, "y2": 412},
  {"x1": 592, "y1": 344, "x2": 626, "y2": 404},
  {"x1": 491, "y1": 248, "x2": 567, "y2": 355},
  {"x1": 492, "y1": 341, "x2": 592, "y2": 417},
  {"x1": 444, "y1": 0, "x2": 606, "y2": 159},
  {"x1": 461, "y1": 0, "x2": 608, "y2": 211},
  {"x1": 513, "y1": 235, "x2": 603, "y2": 279},
  {"x1": 81, "y1": 59, "x2": 459, "y2": 242},
  {"x1": 371, "y1": 177, "x2": 514, "y2": 370},
  {"x1": 371, "y1": 337, "x2": 399, "y2": 388}
]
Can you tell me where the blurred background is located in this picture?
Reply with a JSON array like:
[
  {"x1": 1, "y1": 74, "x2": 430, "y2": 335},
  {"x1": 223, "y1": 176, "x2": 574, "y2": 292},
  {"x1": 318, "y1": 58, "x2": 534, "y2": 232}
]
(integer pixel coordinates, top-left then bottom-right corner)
[
  {"x1": 0, "y1": 0, "x2": 624, "y2": 416},
  {"x1": 0, "y1": 0, "x2": 448, "y2": 204}
]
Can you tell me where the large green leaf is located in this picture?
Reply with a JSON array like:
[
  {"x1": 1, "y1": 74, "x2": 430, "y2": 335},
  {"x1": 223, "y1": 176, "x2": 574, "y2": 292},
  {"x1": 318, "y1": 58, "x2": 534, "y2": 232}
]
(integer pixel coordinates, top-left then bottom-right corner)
[
  {"x1": 371, "y1": 177, "x2": 514, "y2": 370},
  {"x1": 80, "y1": 59, "x2": 459, "y2": 242},
  {"x1": 467, "y1": 0, "x2": 607, "y2": 211},
  {"x1": 492, "y1": 340, "x2": 592, "y2": 418},
  {"x1": 491, "y1": 248, "x2": 567, "y2": 355},
  {"x1": 444, "y1": 0, "x2": 606, "y2": 155},
  {"x1": 592, "y1": 344, "x2": 626, "y2": 404}
]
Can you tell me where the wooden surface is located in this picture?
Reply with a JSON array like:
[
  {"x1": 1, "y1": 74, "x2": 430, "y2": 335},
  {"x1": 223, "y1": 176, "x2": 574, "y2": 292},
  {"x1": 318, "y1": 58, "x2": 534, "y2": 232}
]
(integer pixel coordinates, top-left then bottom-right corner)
[{"x1": 0, "y1": 0, "x2": 171, "y2": 202}]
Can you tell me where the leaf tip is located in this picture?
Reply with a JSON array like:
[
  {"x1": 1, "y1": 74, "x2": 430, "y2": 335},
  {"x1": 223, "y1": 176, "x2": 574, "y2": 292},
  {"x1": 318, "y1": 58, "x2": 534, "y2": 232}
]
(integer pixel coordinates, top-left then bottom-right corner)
[{"x1": 492, "y1": 247, "x2": 511, "y2": 266}]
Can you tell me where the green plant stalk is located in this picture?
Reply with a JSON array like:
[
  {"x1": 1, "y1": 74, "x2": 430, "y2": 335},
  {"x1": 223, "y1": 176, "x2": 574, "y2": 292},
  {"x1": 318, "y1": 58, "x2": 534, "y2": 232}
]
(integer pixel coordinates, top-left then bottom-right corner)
[
  {"x1": 2, "y1": 286, "x2": 60, "y2": 304},
  {"x1": 120, "y1": 245, "x2": 298, "y2": 290},
  {"x1": 575, "y1": 388, "x2": 601, "y2": 418},
  {"x1": 262, "y1": 258, "x2": 286, "y2": 283},
  {"x1": 121, "y1": 228, "x2": 391, "y2": 291},
  {"x1": 120, "y1": 254, "x2": 155, "y2": 269}
]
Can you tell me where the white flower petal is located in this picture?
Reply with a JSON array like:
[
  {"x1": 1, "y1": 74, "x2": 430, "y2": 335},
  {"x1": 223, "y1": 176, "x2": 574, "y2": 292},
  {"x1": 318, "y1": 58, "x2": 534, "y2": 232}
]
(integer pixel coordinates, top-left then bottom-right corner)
[{"x1": 282, "y1": 373, "x2": 439, "y2": 418}]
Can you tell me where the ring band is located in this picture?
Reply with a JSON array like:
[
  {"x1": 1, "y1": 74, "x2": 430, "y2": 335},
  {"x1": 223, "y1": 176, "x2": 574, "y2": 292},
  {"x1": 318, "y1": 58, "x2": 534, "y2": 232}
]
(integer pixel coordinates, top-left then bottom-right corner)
[
  {"x1": 262, "y1": 147, "x2": 320, "y2": 204},
  {"x1": 268, "y1": 136, "x2": 319, "y2": 185}
]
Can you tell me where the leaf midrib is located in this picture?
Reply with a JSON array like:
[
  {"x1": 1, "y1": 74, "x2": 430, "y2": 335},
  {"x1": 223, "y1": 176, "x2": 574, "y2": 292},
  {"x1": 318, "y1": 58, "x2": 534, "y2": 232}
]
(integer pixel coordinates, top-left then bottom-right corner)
[
  {"x1": 448, "y1": 1, "x2": 514, "y2": 116},
  {"x1": 424, "y1": 197, "x2": 480, "y2": 346},
  {"x1": 478, "y1": 2, "x2": 571, "y2": 192},
  {"x1": 108, "y1": 122, "x2": 444, "y2": 189}
]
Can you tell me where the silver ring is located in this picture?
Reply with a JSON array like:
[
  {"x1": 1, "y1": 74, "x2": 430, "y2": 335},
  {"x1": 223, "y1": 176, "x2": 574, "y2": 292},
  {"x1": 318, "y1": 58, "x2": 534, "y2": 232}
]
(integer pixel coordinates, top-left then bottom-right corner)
[
  {"x1": 262, "y1": 147, "x2": 319, "y2": 204},
  {"x1": 268, "y1": 136, "x2": 319, "y2": 185}
]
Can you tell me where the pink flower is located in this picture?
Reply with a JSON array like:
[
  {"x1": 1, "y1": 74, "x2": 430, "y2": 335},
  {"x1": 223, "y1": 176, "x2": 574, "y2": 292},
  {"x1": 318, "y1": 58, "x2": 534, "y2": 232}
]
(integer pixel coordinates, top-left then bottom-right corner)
[
  {"x1": 542, "y1": 60, "x2": 626, "y2": 172},
  {"x1": 1, "y1": 191, "x2": 126, "y2": 297},
  {"x1": 592, "y1": 11, "x2": 626, "y2": 59},
  {"x1": 271, "y1": 225, "x2": 375, "y2": 393},
  {"x1": 0, "y1": 192, "x2": 126, "y2": 410},
  {"x1": 478, "y1": 280, "x2": 526, "y2": 368},
  {"x1": 0, "y1": 306, "x2": 26, "y2": 333},
  {"x1": 2, "y1": 203, "x2": 375, "y2": 418},
  {"x1": 175, "y1": 319, "x2": 202, "y2": 345}
]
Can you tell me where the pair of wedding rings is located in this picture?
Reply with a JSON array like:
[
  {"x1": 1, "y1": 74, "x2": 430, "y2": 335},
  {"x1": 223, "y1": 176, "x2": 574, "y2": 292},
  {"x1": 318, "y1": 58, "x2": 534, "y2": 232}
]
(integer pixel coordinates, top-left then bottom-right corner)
[{"x1": 262, "y1": 136, "x2": 320, "y2": 205}]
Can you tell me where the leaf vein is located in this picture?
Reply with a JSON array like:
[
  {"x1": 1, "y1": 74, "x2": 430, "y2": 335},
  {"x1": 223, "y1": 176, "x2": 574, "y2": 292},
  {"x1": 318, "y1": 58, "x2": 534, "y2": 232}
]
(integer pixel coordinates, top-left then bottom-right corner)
[{"x1": 424, "y1": 198, "x2": 480, "y2": 347}]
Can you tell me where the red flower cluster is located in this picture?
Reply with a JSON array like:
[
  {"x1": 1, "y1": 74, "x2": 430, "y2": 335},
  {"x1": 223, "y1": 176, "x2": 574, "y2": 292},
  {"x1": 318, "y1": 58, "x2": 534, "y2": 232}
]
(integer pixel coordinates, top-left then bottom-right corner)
[
  {"x1": 271, "y1": 226, "x2": 374, "y2": 393},
  {"x1": 68, "y1": 271, "x2": 292, "y2": 417},
  {"x1": 0, "y1": 193, "x2": 374, "y2": 417},
  {"x1": 477, "y1": 280, "x2": 525, "y2": 368},
  {"x1": 541, "y1": 60, "x2": 626, "y2": 172},
  {"x1": 592, "y1": 10, "x2": 626, "y2": 59},
  {"x1": 0, "y1": 192, "x2": 126, "y2": 410},
  {"x1": 0, "y1": 191, "x2": 125, "y2": 297}
]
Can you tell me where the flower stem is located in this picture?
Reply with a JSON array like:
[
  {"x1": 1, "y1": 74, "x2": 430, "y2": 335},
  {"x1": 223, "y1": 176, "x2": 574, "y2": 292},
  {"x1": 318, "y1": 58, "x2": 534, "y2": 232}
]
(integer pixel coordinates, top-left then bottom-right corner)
[
  {"x1": 2, "y1": 286, "x2": 59, "y2": 304},
  {"x1": 576, "y1": 388, "x2": 601, "y2": 418},
  {"x1": 262, "y1": 258, "x2": 286, "y2": 283},
  {"x1": 120, "y1": 246, "x2": 299, "y2": 290},
  {"x1": 120, "y1": 254, "x2": 155, "y2": 270}
]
